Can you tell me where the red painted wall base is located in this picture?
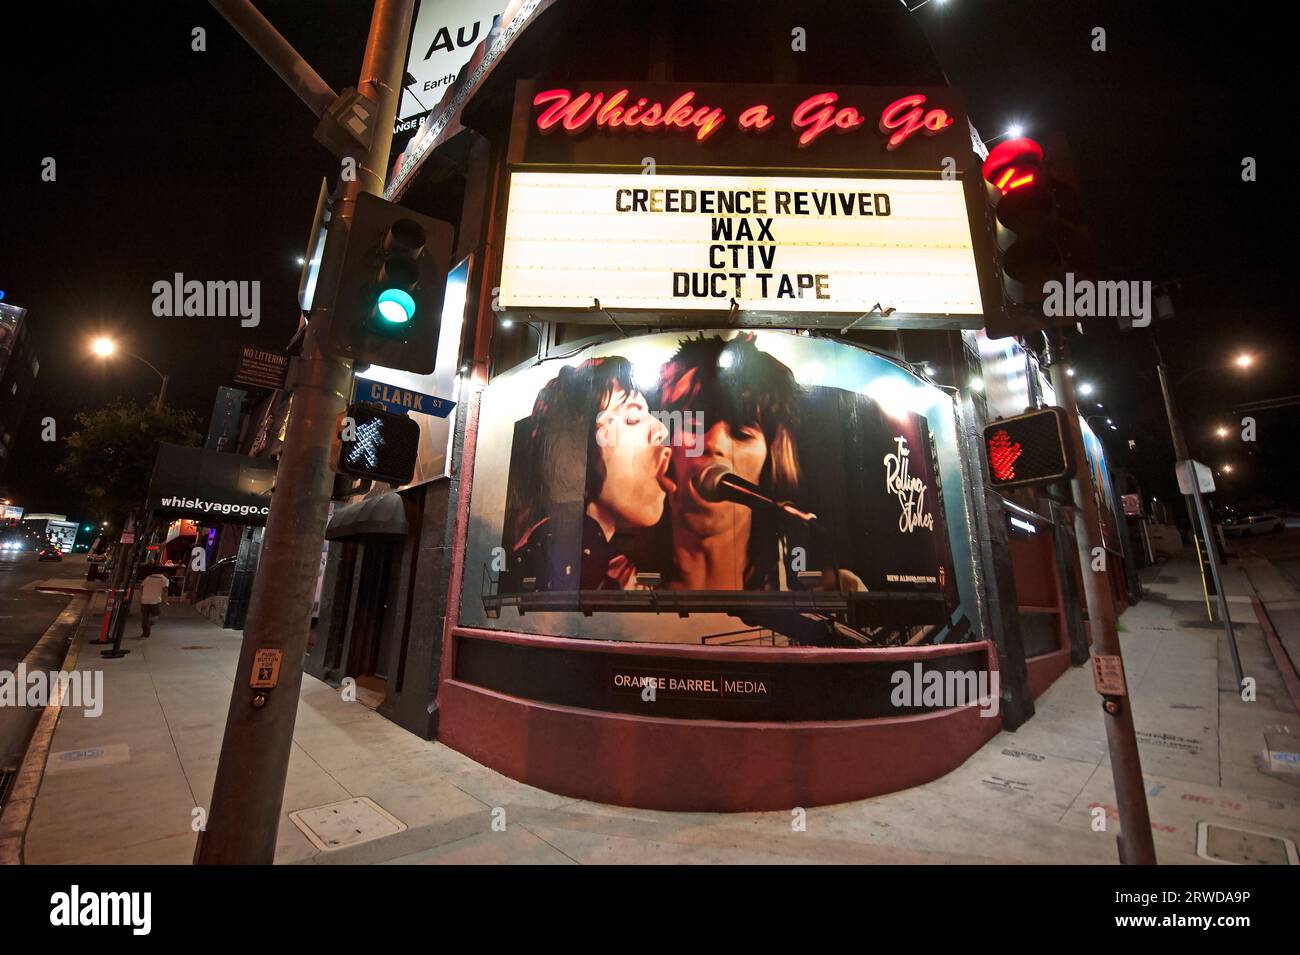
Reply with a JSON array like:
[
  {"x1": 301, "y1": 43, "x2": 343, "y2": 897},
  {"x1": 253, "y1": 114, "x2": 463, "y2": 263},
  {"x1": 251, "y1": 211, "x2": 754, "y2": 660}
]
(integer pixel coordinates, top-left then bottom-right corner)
[
  {"x1": 438, "y1": 678, "x2": 1003, "y2": 812},
  {"x1": 1026, "y1": 649, "x2": 1072, "y2": 700}
]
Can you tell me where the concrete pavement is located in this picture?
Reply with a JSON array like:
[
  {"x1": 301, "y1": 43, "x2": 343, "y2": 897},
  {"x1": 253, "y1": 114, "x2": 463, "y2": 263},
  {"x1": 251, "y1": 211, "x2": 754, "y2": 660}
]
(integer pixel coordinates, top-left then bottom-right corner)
[{"x1": 8, "y1": 554, "x2": 1300, "y2": 865}]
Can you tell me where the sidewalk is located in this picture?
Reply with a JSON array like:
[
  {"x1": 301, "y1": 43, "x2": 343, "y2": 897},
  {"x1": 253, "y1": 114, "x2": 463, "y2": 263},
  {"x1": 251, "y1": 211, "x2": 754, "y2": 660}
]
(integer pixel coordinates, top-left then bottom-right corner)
[{"x1": 14, "y1": 556, "x2": 1300, "y2": 865}]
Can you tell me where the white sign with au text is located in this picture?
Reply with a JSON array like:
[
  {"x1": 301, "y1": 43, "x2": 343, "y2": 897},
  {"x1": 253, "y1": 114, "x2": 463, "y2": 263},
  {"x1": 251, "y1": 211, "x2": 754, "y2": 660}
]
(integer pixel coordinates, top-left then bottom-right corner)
[
  {"x1": 398, "y1": 0, "x2": 501, "y2": 124},
  {"x1": 498, "y1": 171, "x2": 984, "y2": 317}
]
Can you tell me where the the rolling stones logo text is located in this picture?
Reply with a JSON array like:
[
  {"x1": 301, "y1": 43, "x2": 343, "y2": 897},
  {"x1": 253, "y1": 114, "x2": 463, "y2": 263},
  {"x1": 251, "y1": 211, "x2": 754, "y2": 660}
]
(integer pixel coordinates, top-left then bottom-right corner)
[{"x1": 884, "y1": 436, "x2": 934, "y2": 534}]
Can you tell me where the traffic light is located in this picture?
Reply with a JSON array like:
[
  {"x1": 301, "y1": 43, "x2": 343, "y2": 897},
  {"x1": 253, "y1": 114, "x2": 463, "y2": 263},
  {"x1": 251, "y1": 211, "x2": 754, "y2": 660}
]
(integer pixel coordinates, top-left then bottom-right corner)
[
  {"x1": 332, "y1": 403, "x2": 420, "y2": 486},
  {"x1": 983, "y1": 407, "x2": 1076, "y2": 489},
  {"x1": 980, "y1": 137, "x2": 1057, "y2": 340},
  {"x1": 983, "y1": 137, "x2": 1057, "y2": 307},
  {"x1": 327, "y1": 192, "x2": 454, "y2": 374},
  {"x1": 980, "y1": 135, "x2": 1098, "y2": 340}
]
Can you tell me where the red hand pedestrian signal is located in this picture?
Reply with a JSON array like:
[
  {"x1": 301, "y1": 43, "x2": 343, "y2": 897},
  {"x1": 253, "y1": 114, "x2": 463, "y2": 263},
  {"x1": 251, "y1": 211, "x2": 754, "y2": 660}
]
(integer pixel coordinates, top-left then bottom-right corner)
[
  {"x1": 987, "y1": 428, "x2": 1023, "y2": 481},
  {"x1": 983, "y1": 407, "x2": 1075, "y2": 489}
]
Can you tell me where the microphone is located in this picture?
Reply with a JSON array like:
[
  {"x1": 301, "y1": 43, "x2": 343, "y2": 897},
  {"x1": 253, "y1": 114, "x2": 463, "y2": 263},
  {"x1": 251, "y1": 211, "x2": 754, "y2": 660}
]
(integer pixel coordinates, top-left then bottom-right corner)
[{"x1": 694, "y1": 465, "x2": 818, "y2": 525}]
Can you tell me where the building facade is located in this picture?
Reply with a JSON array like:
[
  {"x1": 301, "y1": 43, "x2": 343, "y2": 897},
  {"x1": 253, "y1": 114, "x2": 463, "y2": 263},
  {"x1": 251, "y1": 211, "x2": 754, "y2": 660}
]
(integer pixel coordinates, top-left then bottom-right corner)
[
  {"x1": 0, "y1": 301, "x2": 39, "y2": 485},
  {"x1": 305, "y1": 0, "x2": 1127, "y2": 810}
]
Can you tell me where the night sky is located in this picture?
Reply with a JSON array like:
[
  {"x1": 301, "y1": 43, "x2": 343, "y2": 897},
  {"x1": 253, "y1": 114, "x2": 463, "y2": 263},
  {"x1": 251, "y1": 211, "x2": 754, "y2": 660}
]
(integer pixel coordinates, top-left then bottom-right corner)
[{"x1": 2, "y1": 0, "x2": 1292, "y2": 514}]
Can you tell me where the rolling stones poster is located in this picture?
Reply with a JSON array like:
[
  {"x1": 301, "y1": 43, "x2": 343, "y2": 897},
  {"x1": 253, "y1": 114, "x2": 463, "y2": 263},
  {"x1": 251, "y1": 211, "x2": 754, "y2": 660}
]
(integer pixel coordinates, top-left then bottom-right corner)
[{"x1": 460, "y1": 330, "x2": 978, "y2": 648}]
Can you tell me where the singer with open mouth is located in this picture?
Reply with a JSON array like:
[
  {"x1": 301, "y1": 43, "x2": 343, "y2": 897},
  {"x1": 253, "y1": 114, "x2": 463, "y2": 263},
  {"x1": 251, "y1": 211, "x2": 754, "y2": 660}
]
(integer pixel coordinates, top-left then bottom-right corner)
[
  {"x1": 507, "y1": 356, "x2": 673, "y2": 591},
  {"x1": 653, "y1": 333, "x2": 805, "y2": 591}
]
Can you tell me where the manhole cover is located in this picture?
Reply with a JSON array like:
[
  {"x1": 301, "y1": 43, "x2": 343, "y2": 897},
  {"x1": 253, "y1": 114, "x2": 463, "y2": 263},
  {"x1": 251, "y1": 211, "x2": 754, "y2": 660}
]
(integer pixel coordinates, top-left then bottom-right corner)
[
  {"x1": 288, "y1": 796, "x2": 406, "y2": 851},
  {"x1": 1197, "y1": 821, "x2": 1298, "y2": 865}
]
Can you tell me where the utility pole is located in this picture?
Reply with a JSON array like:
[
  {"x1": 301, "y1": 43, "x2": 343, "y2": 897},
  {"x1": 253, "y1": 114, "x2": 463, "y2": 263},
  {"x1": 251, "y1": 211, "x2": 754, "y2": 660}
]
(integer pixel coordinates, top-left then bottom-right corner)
[
  {"x1": 196, "y1": 0, "x2": 414, "y2": 864},
  {"x1": 1047, "y1": 329, "x2": 1158, "y2": 865},
  {"x1": 1152, "y1": 337, "x2": 1245, "y2": 690}
]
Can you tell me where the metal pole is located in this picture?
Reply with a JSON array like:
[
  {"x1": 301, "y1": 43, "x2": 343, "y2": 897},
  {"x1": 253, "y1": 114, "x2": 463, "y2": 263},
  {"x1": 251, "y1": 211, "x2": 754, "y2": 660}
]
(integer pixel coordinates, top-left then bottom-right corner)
[
  {"x1": 1187, "y1": 462, "x2": 1245, "y2": 688},
  {"x1": 100, "y1": 512, "x2": 138, "y2": 646},
  {"x1": 208, "y1": 0, "x2": 339, "y2": 119},
  {"x1": 1153, "y1": 342, "x2": 1244, "y2": 690},
  {"x1": 196, "y1": 0, "x2": 414, "y2": 865},
  {"x1": 156, "y1": 373, "x2": 169, "y2": 411},
  {"x1": 1048, "y1": 330, "x2": 1157, "y2": 865}
]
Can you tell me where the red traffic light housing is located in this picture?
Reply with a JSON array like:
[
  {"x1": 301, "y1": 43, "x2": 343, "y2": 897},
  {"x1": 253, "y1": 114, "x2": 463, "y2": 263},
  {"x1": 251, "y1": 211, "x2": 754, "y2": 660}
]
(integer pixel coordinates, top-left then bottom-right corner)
[
  {"x1": 983, "y1": 406, "x2": 1076, "y2": 489},
  {"x1": 982, "y1": 137, "x2": 1043, "y2": 198},
  {"x1": 982, "y1": 137, "x2": 1060, "y2": 310}
]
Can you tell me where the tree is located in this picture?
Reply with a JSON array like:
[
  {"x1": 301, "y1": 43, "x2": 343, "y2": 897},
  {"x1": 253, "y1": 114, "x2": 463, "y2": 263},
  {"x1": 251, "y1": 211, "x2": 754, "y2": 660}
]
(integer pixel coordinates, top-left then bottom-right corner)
[{"x1": 59, "y1": 400, "x2": 202, "y2": 521}]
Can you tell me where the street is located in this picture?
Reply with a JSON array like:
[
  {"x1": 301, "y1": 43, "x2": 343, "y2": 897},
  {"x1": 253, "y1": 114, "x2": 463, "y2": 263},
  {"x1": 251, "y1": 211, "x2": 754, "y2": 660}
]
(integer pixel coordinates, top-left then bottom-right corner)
[
  {"x1": 1238, "y1": 526, "x2": 1300, "y2": 590},
  {"x1": 0, "y1": 553, "x2": 86, "y2": 770},
  {"x1": 0, "y1": 553, "x2": 85, "y2": 672}
]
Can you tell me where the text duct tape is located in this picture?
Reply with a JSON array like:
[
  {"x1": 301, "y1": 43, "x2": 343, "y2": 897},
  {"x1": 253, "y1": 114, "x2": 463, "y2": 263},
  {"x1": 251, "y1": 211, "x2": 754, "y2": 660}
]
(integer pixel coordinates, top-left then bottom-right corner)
[{"x1": 498, "y1": 171, "x2": 983, "y2": 315}]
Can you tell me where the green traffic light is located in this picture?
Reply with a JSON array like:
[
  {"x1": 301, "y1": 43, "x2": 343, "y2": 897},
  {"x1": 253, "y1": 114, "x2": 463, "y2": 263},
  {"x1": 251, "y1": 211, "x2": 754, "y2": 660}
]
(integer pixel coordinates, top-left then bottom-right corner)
[{"x1": 376, "y1": 288, "x2": 416, "y2": 325}]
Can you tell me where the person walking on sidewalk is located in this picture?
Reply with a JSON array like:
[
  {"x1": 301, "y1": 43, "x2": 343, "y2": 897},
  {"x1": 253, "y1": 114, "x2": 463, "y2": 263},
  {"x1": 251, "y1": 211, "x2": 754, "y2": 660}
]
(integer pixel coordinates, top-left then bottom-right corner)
[{"x1": 139, "y1": 565, "x2": 169, "y2": 639}]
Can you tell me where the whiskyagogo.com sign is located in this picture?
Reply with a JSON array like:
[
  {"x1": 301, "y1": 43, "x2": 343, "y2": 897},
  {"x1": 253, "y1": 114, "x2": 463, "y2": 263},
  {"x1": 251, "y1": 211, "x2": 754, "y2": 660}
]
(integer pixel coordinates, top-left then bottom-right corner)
[
  {"x1": 498, "y1": 171, "x2": 983, "y2": 314},
  {"x1": 501, "y1": 81, "x2": 994, "y2": 325}
]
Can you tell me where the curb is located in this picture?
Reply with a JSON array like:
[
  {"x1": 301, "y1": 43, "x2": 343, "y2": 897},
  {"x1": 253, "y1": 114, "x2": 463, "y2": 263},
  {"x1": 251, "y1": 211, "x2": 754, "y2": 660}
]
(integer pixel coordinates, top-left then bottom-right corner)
[
  {"x1": 0, "y1": 592, "x2": 94, "y2": 865},
  {"x1": 1250, "y1": 596, "x2": 1300, "y2": 718},
  {"x1": 33, "y1": 586, "x2": 95, "y2": 597},
  {"x1": 33, "y1": 578, "x2": 104, "y2": 598}
]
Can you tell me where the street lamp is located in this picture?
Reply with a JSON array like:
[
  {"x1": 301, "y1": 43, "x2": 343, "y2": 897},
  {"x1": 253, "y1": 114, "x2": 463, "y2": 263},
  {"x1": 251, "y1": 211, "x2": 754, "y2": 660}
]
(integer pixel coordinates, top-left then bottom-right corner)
[
  {"x1": 1215, "y1": 426, "x2": 1229, "y2": 438},
  {"x1": 1172, "y1": 352, "x2": 1256, "y2": 389},
  {"x1": 1078, "y1": 382, "x2": 1095, "y2": 397},
  {"x1": 982, "y1": 123, "x2": 1025, "y2": 146},
  {"x1": 90, "y1": 337, "x2": 169, "y2": 410}
]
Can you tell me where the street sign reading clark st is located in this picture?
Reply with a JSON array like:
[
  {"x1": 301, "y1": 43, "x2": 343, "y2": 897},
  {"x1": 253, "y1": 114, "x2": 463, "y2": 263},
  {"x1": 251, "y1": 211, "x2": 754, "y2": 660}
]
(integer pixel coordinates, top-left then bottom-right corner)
[{"x1": 355, "y1": 376, "x2": 455, "y2": 418}]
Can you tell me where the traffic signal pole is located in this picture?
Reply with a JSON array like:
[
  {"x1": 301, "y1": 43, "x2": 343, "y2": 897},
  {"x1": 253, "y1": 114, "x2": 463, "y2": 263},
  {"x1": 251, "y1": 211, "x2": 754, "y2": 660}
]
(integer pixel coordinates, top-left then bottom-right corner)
[
  {"x1": 196, "y1": 0, "x2": 414, "y2": 864},
  {"x1": 1047, "y1": 329, "x2": 1158, "y2": 865},
  {"x1": 1152, "y1": 338, "x2": 1245, "y2": 690}
]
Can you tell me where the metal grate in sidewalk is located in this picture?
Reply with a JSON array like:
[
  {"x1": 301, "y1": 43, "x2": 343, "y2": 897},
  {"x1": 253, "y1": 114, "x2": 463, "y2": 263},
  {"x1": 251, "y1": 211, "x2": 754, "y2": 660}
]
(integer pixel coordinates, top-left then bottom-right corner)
[
  {"x1": 1197, "y1": 821, "x2": 1298, "y2": 865},
  {"x1": 0, "y1": 768, "x2": 16, "y2": 809}
]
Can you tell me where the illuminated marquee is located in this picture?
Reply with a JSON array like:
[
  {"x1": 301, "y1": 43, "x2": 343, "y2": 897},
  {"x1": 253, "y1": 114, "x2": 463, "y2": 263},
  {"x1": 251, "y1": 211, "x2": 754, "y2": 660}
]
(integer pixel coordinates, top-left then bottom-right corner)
[
  {"x1": 532, "y1": 88, "x2": 955, "y2": 149},
  {"x1": 498, "y1": 171, "x2": 984, "y2": 316}
]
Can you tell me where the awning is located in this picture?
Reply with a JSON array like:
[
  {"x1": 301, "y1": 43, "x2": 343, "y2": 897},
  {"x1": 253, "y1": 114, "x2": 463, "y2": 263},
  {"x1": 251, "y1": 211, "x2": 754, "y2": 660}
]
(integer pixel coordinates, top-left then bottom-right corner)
[{"x1": 324, "y1": 493, "x2": 408, "y2": 541}]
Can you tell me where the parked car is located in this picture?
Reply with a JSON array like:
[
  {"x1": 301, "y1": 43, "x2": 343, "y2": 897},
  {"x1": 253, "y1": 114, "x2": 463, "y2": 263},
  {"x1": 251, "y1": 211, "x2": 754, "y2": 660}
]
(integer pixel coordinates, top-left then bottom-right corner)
[
  {"x1": 38, "y1": 546, "x2": 64, "y2": 561},
  {"x1": 1224, "y1": 515, "x2": 1284, "y2": 537}
]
